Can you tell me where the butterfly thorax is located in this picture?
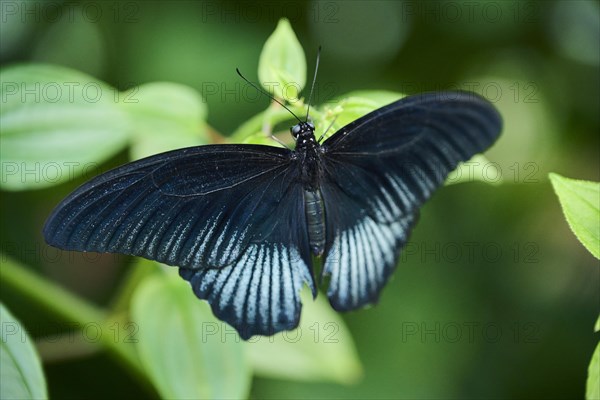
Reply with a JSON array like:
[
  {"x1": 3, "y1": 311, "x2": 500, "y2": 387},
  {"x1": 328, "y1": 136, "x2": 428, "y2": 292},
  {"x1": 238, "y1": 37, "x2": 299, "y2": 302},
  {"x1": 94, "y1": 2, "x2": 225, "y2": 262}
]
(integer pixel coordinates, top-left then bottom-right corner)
[{"x1": 291, "y1": 122, "x2": 323, "y2": 189}]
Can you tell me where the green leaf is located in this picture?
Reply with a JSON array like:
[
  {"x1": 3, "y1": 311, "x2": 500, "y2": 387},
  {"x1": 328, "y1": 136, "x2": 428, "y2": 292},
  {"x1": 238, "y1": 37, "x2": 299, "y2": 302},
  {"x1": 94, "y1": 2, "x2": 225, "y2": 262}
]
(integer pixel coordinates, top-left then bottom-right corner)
[
  {"x1": 338, "y1": 90, "x2": 404, "y2": 106},
  {"x1": 120, "y1": 82, "x2": 209, "y2": 160},
  {"x1": 247, "y1": 288, "x2": 362, "y2": 384},
  {"x1": 549, "y1": 173, "x2": 600, "y2": 259},
  {"x1": 0, "y1": 303, "x2": 48, "y2": 400},
  {"x1": 595, "y1": 314, "x2": 600, "y2": 333},
  {"x1": 329, "y1": 96, "x2": 380, "y2": 127},
  {"x1": 317, "y1": 92, "x2": 404, "y2": 141},
  {"x1": 312, "y1": 97, "x2": 379, "y2": 143},
  {"x1": 587, "y1": 342, "x2": 600, "y2": 400},
  {"x1": 258, "y1": 19, "x2": 306, "y2": 102},
  {"x1": 0, "y1": 64, "x2": 130, "y2": 191},
  {"x1": 131, "y1": 271, "x2": 251, "y2": 399},
  {"x1": 445, "y1": 154, "x2": 503, "y2": 186}
]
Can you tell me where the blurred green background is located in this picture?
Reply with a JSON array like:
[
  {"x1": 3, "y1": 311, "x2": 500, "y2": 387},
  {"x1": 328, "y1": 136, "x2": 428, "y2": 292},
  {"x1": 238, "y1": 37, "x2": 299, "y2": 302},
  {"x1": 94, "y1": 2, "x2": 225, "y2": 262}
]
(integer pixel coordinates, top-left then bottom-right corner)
[{"x1": 1, "y1": 0, "x2": 599, "y2": 399}]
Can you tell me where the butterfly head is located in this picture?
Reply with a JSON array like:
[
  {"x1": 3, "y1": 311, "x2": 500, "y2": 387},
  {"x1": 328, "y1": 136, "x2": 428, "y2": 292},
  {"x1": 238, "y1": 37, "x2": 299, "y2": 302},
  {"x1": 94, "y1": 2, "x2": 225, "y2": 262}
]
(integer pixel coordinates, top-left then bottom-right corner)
[{"x1": 291, "y1": 121, "x2": 316, "y2": 141}]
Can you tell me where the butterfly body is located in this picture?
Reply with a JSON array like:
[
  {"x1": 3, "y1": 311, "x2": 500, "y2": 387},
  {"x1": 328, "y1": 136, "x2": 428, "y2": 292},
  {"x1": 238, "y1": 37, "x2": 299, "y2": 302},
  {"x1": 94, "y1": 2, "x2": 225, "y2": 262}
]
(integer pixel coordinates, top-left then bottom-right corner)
[
  {"x1": 289, "y1": 121, "x2": 328, "y2": 256},
  {"x1": 44, "y1": 91, "x2": 502, "y2": 339}
]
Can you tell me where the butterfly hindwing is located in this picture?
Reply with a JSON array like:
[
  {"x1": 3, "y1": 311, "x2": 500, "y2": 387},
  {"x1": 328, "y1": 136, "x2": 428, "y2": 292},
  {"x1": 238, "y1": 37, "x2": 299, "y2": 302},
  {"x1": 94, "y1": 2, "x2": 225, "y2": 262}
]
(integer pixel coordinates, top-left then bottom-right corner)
[
  {"x1": 320, "y1": 177, "x2": 419, "y2": 311},
  {"x1": 179, "y1": 181, "x2": 314, "y2": 339},
  {"x1": 320, "y1": 91, "x2": 502, "y2": 310}
]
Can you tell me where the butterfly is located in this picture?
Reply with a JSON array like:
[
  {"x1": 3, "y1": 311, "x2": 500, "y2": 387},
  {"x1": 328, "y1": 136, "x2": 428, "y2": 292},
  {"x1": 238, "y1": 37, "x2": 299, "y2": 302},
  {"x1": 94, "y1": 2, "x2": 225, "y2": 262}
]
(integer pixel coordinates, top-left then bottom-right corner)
[{"x1": 44, "y1": 66, "x2": 502, "y2": 339}]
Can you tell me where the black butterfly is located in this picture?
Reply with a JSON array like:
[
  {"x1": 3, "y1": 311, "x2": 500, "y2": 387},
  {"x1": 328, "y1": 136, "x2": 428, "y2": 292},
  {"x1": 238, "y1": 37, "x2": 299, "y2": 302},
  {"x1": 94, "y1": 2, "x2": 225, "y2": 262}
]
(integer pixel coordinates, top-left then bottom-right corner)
[{"x1": 44, "y1": 79, "x2": 501, "y2": 339}]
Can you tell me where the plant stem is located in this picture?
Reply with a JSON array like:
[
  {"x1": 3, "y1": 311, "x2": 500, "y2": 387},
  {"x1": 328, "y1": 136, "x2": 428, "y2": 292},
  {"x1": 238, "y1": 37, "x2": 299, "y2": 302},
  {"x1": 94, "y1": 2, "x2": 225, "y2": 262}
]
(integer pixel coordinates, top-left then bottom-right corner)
[
  {"x1": 0, "y1": 254, "x2": 152, "y2": 389},
  {"x1": 1, "y1": 255, "x2": 104, "y2": 323}
]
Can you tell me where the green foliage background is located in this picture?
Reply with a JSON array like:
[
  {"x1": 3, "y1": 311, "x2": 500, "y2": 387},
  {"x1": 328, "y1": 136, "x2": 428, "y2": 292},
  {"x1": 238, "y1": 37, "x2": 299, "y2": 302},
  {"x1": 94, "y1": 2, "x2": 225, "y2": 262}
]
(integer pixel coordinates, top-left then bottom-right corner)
[{"x1": 1, "y1": 1, "x2": 599, "y2": 399}]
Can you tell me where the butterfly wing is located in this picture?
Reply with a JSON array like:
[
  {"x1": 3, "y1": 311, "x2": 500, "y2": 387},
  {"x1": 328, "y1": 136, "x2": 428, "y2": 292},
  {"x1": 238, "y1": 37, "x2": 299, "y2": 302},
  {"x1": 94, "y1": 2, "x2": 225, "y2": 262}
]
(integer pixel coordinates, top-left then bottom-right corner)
[
  {"x1": 44, "y1": 144, "x2": 314, "y2": 338},
  {"x1": 320, "y1": 91, "x2": 502, "y2": 311},
  {"x1": 179, "y1": 181, "x2": 312, "y2": 339}
]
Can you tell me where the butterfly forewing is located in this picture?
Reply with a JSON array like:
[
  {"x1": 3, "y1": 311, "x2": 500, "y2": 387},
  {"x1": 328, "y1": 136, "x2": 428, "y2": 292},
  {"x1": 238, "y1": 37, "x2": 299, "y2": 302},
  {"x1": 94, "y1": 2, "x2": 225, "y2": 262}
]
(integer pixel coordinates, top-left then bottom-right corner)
[
  {"x1": 320, "y1": 91, "x2": 502, "y2": 310},
  {"x1": 45, "y1": 145, "x2": 284, "y2": 263},
  {"x1": 323, "y1": 92, "x2": 501, "y2": 155}
]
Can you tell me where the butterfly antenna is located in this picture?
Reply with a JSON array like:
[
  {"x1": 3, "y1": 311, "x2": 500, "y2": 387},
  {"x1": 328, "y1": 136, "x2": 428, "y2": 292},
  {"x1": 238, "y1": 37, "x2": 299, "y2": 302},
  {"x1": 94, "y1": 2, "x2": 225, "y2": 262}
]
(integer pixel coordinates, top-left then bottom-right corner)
[
  {"x1": 269, "y1": 134, "x2": 292, "y2": 150},
  {"x1": 317, "y1": 114, "x2": 338, "y2": 143},
  {"x1": 305, "y1": 46, "x2": 321, "y2": 122},
  {"x1": 236, "y1": 68, "x2": 302, "y2": 123}
]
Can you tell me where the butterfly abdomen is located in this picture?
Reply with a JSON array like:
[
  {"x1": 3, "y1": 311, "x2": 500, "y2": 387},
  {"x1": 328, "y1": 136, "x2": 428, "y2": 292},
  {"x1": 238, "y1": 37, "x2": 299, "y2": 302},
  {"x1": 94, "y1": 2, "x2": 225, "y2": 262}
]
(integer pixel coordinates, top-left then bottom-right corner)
[{"x1": 304, "y1": 189, "x2": 325, "y2": 256}]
